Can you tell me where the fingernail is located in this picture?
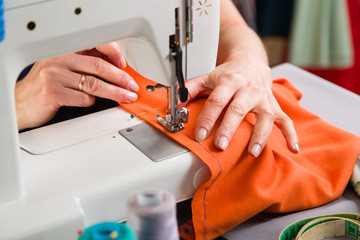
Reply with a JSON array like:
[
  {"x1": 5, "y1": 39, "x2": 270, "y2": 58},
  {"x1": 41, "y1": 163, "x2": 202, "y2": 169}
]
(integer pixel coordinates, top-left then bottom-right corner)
[
  {"x1": 127, "y1": 92, "x2": 137, "y2": 102},
  {"x1": 129, "y1": 80, "x2": 139, "y2": 92},
  {"x1": 250, "y1": 144, "x2": 262, "y2": 157},
  {"x1": 218, "y1": 136, "x2": 229, "y2": 151},
  {"x1": 195, "y1": 128, "x2": 207, "y2": 142},
  {"x1": 294, "y1": 143, "x2": 300, "y2": 153},
  {"x1": 120, "y1": 56, "x2": 127, "y2": 68}
]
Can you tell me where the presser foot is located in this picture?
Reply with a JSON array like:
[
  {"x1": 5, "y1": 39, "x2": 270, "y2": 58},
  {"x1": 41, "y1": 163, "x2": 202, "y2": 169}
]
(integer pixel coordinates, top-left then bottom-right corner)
[
  {"x1": 156, "y1": 114, "x2": 184, "y2": 132},
  {"x1": 156, "y1": 107, "x2": 189, "y2": 132}
]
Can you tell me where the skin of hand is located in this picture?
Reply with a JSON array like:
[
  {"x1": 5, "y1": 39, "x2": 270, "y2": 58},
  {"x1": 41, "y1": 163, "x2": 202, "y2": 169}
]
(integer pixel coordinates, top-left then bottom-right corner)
[
  {"x1": 184, "y1": 0, "x2": 299, "y2": 157},
  {"x1": 15, "y1": 41, "x2": 139, "y2": 131}
]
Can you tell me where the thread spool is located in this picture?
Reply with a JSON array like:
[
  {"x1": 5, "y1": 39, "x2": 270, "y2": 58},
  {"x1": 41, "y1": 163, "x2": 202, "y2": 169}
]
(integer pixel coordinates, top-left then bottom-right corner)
[
  {"x1": 126, "y1": 188, "x2": 179, "y2": 240},
  {"x1": 78, "y1": 222, "x2": 136, "y2": 240}
]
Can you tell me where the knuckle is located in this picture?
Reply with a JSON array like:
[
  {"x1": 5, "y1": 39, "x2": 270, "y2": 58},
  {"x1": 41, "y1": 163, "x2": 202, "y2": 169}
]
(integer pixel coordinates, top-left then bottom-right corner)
[
  {"x1": 85, "y1": 76, "x2": 102, "y2": 93},
  {"x1": 277, "y1": 113, "x2": 293, "y2": 125},
  {"x1": 253, "y1": 84, "x2": 266, "y2": 95},
  {"x1": 198, "y1": 115, "x2": 216, "y2": 127},
  {"x1": 219, "y1": 72, "x2": 246, "y2": 88},
  {"x1": 229, "y1": 101, "x2": 247, "y2": 118},
  {"x1": 113, "y1": 88, "x2": 126, "y2": 102},
  {"x1": 219, "y1": 125, "x2": 235, "y2": 138},
  {"x1": 38, "y1": 66, "x2": 57, "y2": 81},
  {"x1": 261, "y1": 111, "x2": 275, "y2": 121},
  {"x1": 91, "y1": 58, "x2": 106, "y2": 74},
  {"x1": 221, "y1": 72, "x2": 239, "y2": 82},
  {"x1": 287, "y1": 118, "x2": 294, "y2": 127},
  {"x1": 207, "y1": 94, "x2": 227, "y2": 109},
  {"x1": 118, "y1": 71, "x2": 131, "y2": 86}
]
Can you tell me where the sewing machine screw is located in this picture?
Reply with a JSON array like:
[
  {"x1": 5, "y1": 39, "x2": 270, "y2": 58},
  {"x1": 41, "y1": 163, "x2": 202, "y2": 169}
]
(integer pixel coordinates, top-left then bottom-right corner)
[
  {"x1": 74, "y1": 7, "x2": 82, "y2": 15},
  {"x1": 126, "y1": 128, "x2": 133, "y2": 133},
  {"x1": 27, "y1": 21, "x2": 36, "y2": 31}
]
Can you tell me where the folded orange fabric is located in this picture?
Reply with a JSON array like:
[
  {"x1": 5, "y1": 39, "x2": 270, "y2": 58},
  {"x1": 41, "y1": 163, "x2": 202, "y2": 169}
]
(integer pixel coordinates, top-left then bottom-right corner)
[{"x1": 119, "y1": 65, "x2": 360, "y2": 240}]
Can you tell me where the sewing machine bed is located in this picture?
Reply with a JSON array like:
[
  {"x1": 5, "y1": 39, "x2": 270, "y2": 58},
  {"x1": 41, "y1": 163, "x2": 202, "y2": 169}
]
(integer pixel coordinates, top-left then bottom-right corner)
[
  {"x1": 219, "y1": 63, "x2": 360, "y2": 239},
  {"x1": 11, "y1": 64, "x2": 360, "y2": 240}
]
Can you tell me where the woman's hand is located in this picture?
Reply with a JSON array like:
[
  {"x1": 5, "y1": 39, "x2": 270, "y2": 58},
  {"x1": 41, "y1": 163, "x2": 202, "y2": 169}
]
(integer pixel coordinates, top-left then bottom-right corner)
[
  {"x1": 185, "y1": 51, "x2": 299, "y2": 157},
  {"x1": 15, "y1": 41, "x2": 138, "y2": 130},
  {"x1": 181, "y1": 0, "x2": 299, "y2": 157}
]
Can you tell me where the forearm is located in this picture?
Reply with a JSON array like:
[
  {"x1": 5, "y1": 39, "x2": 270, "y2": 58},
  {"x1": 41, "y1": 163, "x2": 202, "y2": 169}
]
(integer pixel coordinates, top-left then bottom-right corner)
[{"x1": 217, "y1": 0, "x2": 268, "y2": 65}]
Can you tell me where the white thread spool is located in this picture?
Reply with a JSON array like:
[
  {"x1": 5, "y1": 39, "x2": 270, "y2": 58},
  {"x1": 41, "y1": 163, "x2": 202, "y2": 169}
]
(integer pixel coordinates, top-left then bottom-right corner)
[{"x1": 126, "y1": 188, "x2": 179, "y2": 240}]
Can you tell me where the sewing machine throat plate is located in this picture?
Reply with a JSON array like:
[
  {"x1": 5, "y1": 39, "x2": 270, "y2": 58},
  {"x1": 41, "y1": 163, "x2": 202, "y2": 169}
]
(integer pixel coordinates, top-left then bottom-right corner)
[{"x1": 119, "y1": 123, "x2": 188, "y2": 162}]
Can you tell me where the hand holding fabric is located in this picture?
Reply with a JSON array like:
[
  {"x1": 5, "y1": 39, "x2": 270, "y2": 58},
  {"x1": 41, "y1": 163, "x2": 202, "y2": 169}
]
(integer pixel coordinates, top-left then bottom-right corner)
[
  {"x1": 15, "y1": 41, "x2": 138, "y2": 130},
  {"x1": 185, "y1": 51, "x2": 299, "y2": 156},
  {"x1": 181, "y1": 0, "x2": 299, "y2": 156}
]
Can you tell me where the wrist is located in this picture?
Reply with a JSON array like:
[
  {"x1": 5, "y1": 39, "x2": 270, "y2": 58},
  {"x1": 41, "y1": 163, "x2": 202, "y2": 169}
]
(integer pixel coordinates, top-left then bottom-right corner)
[
  {"x1": 15, "y1": 81, "x2": 27, "y2": 131},
  {"x1": 225, "y1": 50, "x2": 268, "y2": 65}
]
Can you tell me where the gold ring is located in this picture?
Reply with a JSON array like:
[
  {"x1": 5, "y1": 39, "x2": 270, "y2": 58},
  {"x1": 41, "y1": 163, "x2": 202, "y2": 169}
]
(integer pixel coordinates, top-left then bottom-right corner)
[{"x1": 78, "y1": 74, "x2": 85, "y2": 91}]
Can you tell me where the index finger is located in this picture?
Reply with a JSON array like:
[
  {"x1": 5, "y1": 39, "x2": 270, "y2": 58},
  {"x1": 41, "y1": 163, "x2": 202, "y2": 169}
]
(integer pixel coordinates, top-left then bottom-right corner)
[
  {"x1": 95, "y1": 41, "x2": 127, "y2": 69},
  {"x1": 64, "y1": 53, "x2": 137, "y2": 92},
  {"x1": 194, "y1": 85, "x2": 235, "y2": 142}
]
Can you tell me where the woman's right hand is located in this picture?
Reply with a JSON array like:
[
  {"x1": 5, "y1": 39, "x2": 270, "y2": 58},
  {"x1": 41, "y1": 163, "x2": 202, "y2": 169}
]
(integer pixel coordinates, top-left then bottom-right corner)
[{"x1": 15, "y1": 41, "x2": 138, "y2": 130}]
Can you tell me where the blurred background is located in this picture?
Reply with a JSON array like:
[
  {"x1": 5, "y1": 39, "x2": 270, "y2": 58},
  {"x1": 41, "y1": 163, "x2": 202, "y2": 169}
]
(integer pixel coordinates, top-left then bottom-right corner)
[{"x1": 233, "y1": 0, "x2": 360, "y2": 95}]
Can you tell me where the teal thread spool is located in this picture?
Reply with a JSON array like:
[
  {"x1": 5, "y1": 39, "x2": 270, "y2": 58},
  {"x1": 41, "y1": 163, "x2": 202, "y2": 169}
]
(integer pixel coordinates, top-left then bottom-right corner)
[{"x1": 78, "y1": 222, "x2": 136, "y2": 240}]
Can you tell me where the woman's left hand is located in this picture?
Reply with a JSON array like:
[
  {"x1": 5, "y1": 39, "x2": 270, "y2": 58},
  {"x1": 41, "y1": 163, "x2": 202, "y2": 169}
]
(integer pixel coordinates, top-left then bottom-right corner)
[{"x1": 184, "y1": 52, "x2": 299, "y2": 157}]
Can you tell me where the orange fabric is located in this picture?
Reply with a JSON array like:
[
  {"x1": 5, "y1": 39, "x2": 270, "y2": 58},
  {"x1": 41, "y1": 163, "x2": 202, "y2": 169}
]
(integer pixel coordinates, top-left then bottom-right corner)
[{"x1": 119, "y1": 65, "x2": 360, "y2": 240}]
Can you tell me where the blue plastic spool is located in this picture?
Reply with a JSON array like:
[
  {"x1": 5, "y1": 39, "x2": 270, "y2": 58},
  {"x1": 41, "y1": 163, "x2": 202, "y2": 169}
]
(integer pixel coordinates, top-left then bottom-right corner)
[
  {"x1": 0, "y1": 0, "x2": 4, "y2": 42},
  {"x1": 78, "y1": 222, "x2": 136, "y2": 240}
]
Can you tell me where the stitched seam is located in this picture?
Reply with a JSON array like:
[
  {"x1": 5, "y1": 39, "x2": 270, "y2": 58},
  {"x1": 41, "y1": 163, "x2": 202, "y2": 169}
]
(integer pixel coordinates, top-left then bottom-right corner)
[{"x1": 180, "y1": 131, "x2": 223, "y2": 240}]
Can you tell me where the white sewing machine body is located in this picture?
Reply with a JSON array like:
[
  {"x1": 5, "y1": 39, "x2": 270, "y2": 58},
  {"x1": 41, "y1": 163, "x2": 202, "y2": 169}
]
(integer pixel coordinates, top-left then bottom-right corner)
[
  {"x1": 1, "y1": 1, "x2": 360, "y2": 240},
  {"x1": 0, "y1": 0, "x2": 219, "y2": 239}
]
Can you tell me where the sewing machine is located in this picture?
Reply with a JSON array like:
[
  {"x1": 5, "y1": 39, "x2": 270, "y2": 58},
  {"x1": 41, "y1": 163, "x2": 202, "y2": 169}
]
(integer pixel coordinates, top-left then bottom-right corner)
[
  {"x1": 1, "y1": 1, "x2": 360, "y2": 240},
  {"x1": 0, "y1": 0, "x2": 219, "y2": 239}
]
